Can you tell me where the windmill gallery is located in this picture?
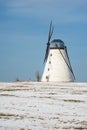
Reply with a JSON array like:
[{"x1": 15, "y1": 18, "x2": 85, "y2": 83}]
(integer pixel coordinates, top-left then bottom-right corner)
[{"x1": 41, "y1": 22, "x2": 75, "y2": 82}]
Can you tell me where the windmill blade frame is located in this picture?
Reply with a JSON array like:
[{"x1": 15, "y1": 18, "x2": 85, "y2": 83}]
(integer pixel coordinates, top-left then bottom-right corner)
[
  {"x1": 48, "y1": 21, "x2": 54, "y2": 42},
  {"x1": 44, "y1": 21, "x2": 54, "y2": 63}
]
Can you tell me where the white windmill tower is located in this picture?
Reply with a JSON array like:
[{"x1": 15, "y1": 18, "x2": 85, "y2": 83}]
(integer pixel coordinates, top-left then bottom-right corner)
[{"x1": 41, "y1": 22, "x2": 75, "y2": 82}]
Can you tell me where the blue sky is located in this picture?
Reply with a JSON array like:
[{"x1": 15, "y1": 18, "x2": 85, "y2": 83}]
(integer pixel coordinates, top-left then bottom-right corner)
[{"x1": 0, "y1": 0, "x2": 87, "y2": 82}]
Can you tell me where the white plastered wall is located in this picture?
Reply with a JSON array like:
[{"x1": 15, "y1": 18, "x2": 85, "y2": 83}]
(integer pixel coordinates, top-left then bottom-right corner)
[{"x1": 41, "y1": 48, "x2": 74, "y2": 82}]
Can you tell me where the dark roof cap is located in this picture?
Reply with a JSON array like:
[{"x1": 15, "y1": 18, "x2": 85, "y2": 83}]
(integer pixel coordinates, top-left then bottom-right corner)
[{"x1": 51, "y1": 39, "x2": 65, "y2": 49}]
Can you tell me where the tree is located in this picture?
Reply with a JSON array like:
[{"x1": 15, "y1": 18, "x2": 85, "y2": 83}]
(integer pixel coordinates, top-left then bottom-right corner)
[{"x1": 36, "y1": 71, "x2": 41, "y2": 82}]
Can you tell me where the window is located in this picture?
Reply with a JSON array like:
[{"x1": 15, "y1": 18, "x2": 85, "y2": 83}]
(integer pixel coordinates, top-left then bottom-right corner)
[
  {"x1": 48, "y1": 68, "x2": 50, "y2": 71},
  {"x1": 49, "y1": 61, "x2": 51, "y2": 64},
  {"x1": 46, "y1": 76, "x2": 49, "y2": 82},
  {"x1": 50, "y1": 54, "x2": 52, "y2": 56}
]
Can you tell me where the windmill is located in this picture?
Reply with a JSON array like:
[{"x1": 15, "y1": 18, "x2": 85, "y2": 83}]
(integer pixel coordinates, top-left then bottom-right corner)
[{"x1": 41, "y1": 22, "x2": 75, "y2": 82}]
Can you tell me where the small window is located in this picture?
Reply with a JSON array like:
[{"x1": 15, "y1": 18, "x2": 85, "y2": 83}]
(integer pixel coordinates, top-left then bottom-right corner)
[
  {"x1": 46, "y1": 76, "x2": 48, "y2": 79},
  {"x1": 49, "y1": 61, "x2": 51, "y2": 64},
  {"x1": 46, "y1": 76, "x2": 49, "y2": 82},
  {"x1": 50, "y1": 54, "x2": 52, "y2": 56},
  {"x1": 48, "y1": 68, "x2": 50, "y2": 71}
]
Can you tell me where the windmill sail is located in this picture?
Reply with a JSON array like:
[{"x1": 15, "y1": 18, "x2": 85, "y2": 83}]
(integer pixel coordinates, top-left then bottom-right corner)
[{"x1": 44, "y1": 21, "x2": 54, "y2": 63}]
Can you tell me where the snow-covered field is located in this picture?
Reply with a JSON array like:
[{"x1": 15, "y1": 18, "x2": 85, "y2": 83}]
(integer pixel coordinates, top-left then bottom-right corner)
[{"x1": 0, "y1": 82, "x2": 87, "y2": 130}]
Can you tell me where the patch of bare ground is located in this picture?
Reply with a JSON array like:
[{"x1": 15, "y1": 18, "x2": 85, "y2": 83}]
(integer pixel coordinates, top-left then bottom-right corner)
[
  {"x1": 73, "y1": 127, "x2": 87, "y2": 130},
  {"x1": 54, "y1": 126, "x2": 87, "y2": 130},
  {"x1": 0, "y1": 113, "x2": 16, "y2": 117},
  {"x1": 0, "y1": 88, "x2": 30, "y2": 91},
  {"x1": 64, "y1": 99, "x2": 84, "y2": 102},
  {"x1": 0, "y1": 93, "x2": 19, "y2": 97},
  {"x1": 62, "y1": 127, "x2": 86, "y2": 130},
  {"x1": 0, "y1": 112, "x2": 39, "y2": 121},
  {"x1": 0, "y1": 112, "x2": 24, "y2": 120},
  {"x1": 38, "y1": 116, "x2": 44, "y2": 120},
  {"x1": 20, "y1": 128, "x2": 31, "y2": 130}
]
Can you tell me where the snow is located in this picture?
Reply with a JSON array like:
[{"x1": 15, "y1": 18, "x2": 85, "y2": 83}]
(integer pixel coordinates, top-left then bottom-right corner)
[{"x1": 0, "y1": 82, "x2": 87, "y2": 130}]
